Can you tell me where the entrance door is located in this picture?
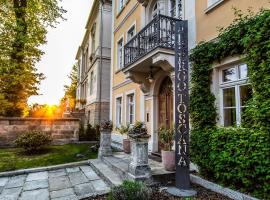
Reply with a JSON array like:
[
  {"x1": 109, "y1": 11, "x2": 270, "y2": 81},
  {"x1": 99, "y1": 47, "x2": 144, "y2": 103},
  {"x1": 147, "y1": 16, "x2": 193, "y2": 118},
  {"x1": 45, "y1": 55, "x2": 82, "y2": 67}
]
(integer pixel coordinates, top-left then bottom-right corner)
[{"x1": 158, "y1": 77, "x2": 173, "y2": 152}]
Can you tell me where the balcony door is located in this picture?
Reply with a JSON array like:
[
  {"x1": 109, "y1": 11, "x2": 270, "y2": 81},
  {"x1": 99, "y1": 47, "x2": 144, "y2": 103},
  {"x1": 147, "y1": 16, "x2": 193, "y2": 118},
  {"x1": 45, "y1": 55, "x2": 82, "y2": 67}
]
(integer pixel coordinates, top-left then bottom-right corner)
[{"x1": 158, "y1": 76, "x2": 173, "y2": 152}]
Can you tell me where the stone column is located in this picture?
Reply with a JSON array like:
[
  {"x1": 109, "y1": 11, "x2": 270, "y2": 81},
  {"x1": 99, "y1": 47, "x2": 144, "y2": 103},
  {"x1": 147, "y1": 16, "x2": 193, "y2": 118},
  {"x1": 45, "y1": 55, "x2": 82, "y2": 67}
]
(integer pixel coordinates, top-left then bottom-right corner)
[
  {"x1": 128, "y1": 135, "x2": 151, "y2": 181},
  {"x1": 98, "y1": 129, "x2": 112, "y2": 158}
]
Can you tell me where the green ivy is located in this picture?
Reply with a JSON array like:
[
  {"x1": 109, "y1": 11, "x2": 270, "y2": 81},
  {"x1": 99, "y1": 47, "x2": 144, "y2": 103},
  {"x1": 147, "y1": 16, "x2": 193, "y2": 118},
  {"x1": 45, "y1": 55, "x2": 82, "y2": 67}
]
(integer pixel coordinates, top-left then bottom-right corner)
[{"x1": 190, "y1": 10, "x2": 270, "y2": 199}]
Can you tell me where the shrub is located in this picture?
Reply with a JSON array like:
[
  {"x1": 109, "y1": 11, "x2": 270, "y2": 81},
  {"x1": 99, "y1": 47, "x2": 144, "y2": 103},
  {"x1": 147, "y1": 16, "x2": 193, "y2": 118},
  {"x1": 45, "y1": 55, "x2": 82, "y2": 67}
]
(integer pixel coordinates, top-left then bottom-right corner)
[
  {"x1": 108, "y1": 180, "x2": 152, "y2": 200},
  {"x1": 15, "y1": 130, "x2": 52, "y2": 153},
  {"x1": 191, "y1": 127, "x2": 270, "y2": 198},
  {"x1": 78, "y1": 122, "x2": 85, "y2": 141},
  {"x1": 79, "y1": 123, "x2": 100, "y2": 141},
  {"x1": 158, "y1": 127, "x2": 174, "y2": 151},
  {"x1": 101, "y1": 120, "x2": 113, "y2": 131}
]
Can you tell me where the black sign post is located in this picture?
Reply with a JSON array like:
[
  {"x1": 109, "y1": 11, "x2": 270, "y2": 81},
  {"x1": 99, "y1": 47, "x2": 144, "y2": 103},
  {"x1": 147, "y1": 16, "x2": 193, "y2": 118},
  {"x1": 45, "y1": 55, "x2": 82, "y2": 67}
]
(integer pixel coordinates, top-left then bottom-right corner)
[{"x1": 167, "y1": 20, "x2": 197, "y2": 197}]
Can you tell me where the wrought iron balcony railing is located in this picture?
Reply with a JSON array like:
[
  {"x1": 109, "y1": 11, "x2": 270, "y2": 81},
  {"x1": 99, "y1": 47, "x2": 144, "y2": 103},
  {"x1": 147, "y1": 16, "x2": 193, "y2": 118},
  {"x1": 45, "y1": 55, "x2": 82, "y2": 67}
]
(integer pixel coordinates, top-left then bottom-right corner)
[{"x1": 124, "y1": 14, "x2": 181, "y2": 68}]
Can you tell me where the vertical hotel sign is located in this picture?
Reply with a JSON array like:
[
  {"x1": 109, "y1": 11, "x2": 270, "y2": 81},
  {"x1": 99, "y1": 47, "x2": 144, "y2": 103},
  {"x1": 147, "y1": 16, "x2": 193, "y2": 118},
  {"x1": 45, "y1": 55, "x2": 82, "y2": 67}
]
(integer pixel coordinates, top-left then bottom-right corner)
[{"x1": 174, "y1": 20, "x2": 190, "y2": 189}]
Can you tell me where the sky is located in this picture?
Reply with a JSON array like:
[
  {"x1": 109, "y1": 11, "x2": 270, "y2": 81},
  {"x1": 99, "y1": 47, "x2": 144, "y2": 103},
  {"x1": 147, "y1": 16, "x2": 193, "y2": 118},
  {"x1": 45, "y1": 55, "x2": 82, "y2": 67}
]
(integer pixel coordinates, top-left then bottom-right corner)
[{"x1": 28, "y1": 0, "x2": 93, "y2": 105}]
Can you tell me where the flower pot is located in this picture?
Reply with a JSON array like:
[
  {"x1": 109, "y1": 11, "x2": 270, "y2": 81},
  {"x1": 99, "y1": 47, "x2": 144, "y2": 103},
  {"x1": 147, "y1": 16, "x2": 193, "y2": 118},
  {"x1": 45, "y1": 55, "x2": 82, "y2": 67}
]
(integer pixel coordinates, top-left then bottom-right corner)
[
  {"x1": 161, "y1": 150, "x2": 175, "y2": 171},
  {"x1": 123, "y1": 139, "x2": 131, "y2": 154}
]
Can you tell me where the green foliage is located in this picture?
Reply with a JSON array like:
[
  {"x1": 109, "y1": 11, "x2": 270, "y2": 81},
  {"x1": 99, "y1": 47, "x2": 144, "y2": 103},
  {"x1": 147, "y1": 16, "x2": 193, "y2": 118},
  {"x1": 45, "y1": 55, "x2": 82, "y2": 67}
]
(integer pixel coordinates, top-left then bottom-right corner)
[
  {"x1": 61, "y1": 64, "x2": 78, "y2": 112},
  {"x1": 108, "y1": 180, "x2": 152, "y2": 200},
  {"x1": 101, "y1": 120, "x2": 113, "y2": 131},
  {"x1": 79, "y1": 123, "x2": 100, "y2": 141},
  {"x1": 14, "y1": 130, "x2": 52, "y2": 153},
  {"x1": 128, "y1": 121, "x2": 148, "y2": 136},
  {"x1": 0, "y1": 0, "x2": 65, "y2": 116},
  {"x1": 0, "y1": 144, "x2": 98, "y2": 172},
  {"x1": 190, "y1": 10, "x2": 270, "y2": 199},
  {"x1": 116, "y1": 124, "x2": 130, "y2": 135},
  {"x1": 158, "y1": 127, "x2": 175, "y2": 151}
]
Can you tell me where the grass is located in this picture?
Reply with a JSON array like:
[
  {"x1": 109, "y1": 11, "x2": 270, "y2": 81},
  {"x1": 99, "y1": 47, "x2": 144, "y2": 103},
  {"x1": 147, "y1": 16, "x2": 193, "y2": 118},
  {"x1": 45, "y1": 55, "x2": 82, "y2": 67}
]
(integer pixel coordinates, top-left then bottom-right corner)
[{"x1": 0, "y1": 144, "x2": 98, "y2": 172}]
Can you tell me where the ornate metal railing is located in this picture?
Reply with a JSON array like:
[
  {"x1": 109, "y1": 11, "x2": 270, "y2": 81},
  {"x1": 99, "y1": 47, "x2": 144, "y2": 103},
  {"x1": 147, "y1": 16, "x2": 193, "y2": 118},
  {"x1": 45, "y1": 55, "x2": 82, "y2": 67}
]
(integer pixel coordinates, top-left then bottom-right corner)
[{"x1": 124, "y1": 14, "x2": 181, "y2": 68}]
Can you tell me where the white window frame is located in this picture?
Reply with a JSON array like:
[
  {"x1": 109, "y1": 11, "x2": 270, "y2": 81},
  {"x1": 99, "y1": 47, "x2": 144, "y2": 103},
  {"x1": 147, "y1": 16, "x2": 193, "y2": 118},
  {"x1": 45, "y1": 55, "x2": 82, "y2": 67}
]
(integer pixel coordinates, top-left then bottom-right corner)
[
  {"x1": 115, "y1": 94, "x2": 123, "y2": 128},
  {"x1": 89, "y1": 71, "x2": 94, "y2": 95},
  {"x1": 219, "y1": 64, "x2": 250, "y2": 127},
  {"x1": 118, "y1": 0, "x2": 125, "y2": 13},
  {"x1": 117, "y1": 37, "x2": 124, "y2": 70},
  {"x1": 126, "y1": 22, "x2": 136, "y2": 42},
  {"x1": 125, "y1": 90, "x2": 136, "y2": 125},
  {"x1": 208, "y1": 0, "x2": 221, "y2": 7}
]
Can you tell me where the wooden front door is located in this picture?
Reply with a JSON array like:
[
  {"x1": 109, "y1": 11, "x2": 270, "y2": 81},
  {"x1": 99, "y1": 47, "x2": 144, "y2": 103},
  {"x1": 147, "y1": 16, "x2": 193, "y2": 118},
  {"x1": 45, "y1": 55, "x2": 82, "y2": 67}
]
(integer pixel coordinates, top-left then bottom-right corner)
[{"x1": 158, "y1": 77, "x2": 173, "y2": 152}]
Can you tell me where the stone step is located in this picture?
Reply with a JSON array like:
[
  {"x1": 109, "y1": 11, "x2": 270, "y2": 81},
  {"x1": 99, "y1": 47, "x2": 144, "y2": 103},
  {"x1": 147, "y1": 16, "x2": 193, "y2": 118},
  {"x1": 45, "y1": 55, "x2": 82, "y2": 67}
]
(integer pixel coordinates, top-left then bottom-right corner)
[
  {"x1": 102, "y1": 156, "x2": 129, "y2": 180},
  {"x1": 88, "y1": 159, "x2": 123, "y2": 187},
  {"x1": 111, "y1": 141, "x2": 123, "y2": 151}
]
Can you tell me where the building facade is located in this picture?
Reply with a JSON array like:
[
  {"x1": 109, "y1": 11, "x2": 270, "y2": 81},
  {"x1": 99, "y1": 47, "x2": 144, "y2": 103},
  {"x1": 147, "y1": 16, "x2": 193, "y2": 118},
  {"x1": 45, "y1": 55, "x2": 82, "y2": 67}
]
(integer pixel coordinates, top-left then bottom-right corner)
[
  {"x1": 76, "y1": 0, "x2": 112, "y2": 125},
  {"x1": 195, "y1": 0, "x2": 270, "y2": 127},
  {"x1": 110, "y1": 0, "x2": 195, "y2": 153},
  {"x1": 110, "y1": 0, "x2": 270, "y2": 154}
]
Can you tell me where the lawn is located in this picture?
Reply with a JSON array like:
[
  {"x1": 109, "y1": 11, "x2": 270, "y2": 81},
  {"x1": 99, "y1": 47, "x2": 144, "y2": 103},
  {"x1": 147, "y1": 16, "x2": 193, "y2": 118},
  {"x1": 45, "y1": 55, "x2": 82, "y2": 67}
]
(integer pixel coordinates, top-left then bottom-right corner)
[{"x1": 0, "y1": 144, "x2": 98, "y2": 172}]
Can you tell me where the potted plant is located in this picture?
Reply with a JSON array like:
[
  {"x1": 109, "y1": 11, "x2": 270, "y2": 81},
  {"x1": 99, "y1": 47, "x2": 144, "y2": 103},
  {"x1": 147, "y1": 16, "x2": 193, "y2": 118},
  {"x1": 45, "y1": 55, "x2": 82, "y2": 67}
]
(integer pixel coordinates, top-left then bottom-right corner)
[
  {"x1": 117, "y1": 124, "x2": 131, "y2": 154},
  {"x1": 98, "y1": 120, "x2": 113, "y2": 157},
  {"x1": 159, "y1": 127, "x2": 175, "y2": 171}
]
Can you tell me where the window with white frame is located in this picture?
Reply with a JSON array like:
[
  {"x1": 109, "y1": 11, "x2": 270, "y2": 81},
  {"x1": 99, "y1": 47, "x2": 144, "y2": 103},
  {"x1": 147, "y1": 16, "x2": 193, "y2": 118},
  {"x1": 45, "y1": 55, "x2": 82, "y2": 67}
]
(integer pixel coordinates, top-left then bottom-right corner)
[
  {"x1": 127, "y1": 25, "x2": 135, "y2": 42},
  {"x1": 220, "y1": 64, "x2": 252, "y2": 127},
  {"x1": 117, "y1": 38, "x2": 124, "y2": 69},
  {"x1": 208, "y1": 0, "x2": 220, "y2": 7},
  {"x1": 127, "y1": 93, "x2": 135, "y2": 124},
  {"x1": 118, "y1": 0, "x2": 124, "y2": 12},
  {"x1": 91, "y1": 25, "x2": 96, "y2": 54},
  {"x1": 89, "y1": 71, "x2": 94, "y2": 95},
  {"x1": 116, "y1": 97, "x2": 122, "y2": 127}
]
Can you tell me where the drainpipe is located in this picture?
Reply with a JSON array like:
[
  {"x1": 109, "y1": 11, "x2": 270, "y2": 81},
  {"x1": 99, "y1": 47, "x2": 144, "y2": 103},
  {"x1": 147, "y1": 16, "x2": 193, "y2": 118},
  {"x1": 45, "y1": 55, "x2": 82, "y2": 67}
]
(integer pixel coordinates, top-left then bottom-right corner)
[{"x1": 98, "y1": 0, "x2": 104, "y2": 125}]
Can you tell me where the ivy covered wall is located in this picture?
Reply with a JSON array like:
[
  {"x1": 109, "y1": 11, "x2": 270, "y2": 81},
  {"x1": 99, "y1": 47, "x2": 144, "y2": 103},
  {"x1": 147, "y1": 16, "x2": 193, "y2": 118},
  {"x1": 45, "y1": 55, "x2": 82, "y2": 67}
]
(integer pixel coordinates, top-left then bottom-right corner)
[{"x1": 189, "y1": 10, "x2": 270, "y2": 199}]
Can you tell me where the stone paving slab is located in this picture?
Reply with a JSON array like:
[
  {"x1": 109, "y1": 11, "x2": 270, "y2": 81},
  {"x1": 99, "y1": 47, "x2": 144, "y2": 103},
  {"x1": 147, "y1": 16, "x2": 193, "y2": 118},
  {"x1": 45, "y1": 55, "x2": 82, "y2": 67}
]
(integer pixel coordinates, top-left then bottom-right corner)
[
  {"x1": 50, "y1": 188, "x2": 75, "y2": 199},
  {"x1": 5, "y1": 175, "x2": 26, "y2": 189},
  {"x1": 23, "y1": 179, "x2": 49, "y2": 191},
  {"x1": 20, "y1": 188, "x2": 49, "y2": 200},
  {"x1": 49, "y1": 169, "x2": 66, "y2": 178},
  {"x1": 26, "y1": 172, "x2": 48, "y2": 181},
  {"x1": 0, "y1": 165, "x2": 110, "y2": 200},
  {"x1": 68, "y1": 171, "x2": 88, "y2": 186},
  {"x1": 49, "y1": 176, "x2": 71, "y2": 191}
]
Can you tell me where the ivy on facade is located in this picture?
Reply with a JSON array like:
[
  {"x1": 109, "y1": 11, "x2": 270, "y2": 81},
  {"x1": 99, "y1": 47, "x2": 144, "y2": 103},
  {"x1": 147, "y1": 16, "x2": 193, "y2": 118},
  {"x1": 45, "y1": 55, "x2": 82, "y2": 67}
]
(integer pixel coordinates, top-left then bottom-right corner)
[{"x1": 189, "y1": 10, "x2": 270, "y2": 199}]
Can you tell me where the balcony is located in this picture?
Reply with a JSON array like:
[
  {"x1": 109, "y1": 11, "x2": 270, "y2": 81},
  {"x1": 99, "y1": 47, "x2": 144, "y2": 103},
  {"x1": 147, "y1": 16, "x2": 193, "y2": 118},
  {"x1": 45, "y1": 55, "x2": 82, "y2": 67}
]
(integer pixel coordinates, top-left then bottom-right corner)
[{"x1": 123, "y1": 15, "x2": 181, "y2": 70}]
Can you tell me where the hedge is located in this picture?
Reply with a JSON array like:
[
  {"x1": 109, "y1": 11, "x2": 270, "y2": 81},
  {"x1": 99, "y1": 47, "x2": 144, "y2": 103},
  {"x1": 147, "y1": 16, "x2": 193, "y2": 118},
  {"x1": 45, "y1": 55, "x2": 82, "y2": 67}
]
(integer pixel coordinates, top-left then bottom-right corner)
[{"x1": 190, "y1": 10, "x2": 270, "y2": 199}]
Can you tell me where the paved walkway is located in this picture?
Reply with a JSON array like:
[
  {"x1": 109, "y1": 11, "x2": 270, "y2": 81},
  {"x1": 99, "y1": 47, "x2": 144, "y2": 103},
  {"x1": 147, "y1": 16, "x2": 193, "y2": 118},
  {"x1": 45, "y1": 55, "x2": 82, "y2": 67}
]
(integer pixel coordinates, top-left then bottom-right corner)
[{"x1": 0, "y1": 165, "x2": 110, "y2": 200}]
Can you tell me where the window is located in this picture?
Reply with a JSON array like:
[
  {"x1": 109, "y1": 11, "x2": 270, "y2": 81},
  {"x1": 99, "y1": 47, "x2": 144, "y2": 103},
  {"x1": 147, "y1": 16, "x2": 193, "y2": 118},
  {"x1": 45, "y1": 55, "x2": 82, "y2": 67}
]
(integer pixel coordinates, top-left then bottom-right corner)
[
  {"x1": 152, "y1": 3, "x2": 159, "y2": 19},
  {"x1": 220, "y1": 64, "x2": 252, "y2": 126},
  {"x1": 127, "y1": 93, "x2": 135, "y2": 124},
  {"x1": 116, "y1": 97, "x2": 122, "y2": 127},
  {"x1": 208, "y1": 0, "x2": 220, "y2": 7},
  {"x1": 89, "y1": 71, "x2": 94, "y2": 95},
  {"x1": 170, "y1": 0, "x2": 176, "y2": 17},
  {"x1": 117, "y1": 38, "x2": 124, "y2": 69},
  {"x1": 127, "y1": 25, "x2": 135, "y2": 42},
  {"x1": 91, "y1": 25, "x2": 96, "y2": 54},
  {"x1": 118, "y1": 0, "x2": 124, "y2": 12}
]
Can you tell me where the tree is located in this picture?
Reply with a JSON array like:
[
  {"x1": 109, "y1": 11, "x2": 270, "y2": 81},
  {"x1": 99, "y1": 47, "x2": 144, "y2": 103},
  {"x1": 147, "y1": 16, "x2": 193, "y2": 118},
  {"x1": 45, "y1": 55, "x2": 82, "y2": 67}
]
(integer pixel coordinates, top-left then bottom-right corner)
[
  {"x1": 61, "y1": 63, "x2": 78, "y2": 112},
  {"x1": 0, "y1": 0, "x2": 65, "y2": 116}
]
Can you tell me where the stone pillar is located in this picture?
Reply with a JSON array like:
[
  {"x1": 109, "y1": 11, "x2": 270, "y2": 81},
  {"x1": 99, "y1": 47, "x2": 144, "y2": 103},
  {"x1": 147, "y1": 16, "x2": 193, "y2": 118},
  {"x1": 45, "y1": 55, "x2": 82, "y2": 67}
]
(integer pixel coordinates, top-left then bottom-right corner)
[
  {"x1": 128, "y1": 136, "x2": 151, "y2": 181},
  {"x1": 98, "y1": 129, "x2": 112, "y2": 158}
]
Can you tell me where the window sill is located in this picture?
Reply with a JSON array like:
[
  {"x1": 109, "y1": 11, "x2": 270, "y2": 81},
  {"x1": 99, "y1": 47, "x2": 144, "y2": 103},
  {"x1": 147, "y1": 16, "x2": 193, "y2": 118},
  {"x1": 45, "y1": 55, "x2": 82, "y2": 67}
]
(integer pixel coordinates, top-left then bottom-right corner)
[{"x1": 205, "y1": 0, "x2": 225, "y2": 14}]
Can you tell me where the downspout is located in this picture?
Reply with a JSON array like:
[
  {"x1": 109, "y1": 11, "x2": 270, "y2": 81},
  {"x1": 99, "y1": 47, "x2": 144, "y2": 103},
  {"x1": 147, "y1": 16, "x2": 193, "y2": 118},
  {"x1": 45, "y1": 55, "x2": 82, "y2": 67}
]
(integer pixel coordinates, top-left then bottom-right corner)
[{"x1": 98, "y1": 0, "x2": 104, "y2": 125}]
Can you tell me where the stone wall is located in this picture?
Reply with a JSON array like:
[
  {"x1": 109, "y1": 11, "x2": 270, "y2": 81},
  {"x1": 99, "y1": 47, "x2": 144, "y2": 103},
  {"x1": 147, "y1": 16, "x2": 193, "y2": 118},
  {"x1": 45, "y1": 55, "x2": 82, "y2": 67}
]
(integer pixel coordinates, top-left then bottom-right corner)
[{"x1": 0, "y1": 118, "x2": 80, "y2": 147}]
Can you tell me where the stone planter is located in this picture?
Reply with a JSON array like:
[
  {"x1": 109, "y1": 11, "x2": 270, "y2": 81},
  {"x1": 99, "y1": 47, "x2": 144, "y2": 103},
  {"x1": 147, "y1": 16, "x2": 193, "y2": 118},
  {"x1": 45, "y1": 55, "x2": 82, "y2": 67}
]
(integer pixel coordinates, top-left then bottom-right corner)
[
  {"x1": 123, "y1": 138, "x2": 131, "y2": 154},
  {"x1": 98, "y1": 129, "x2": 112, "y2": 158},
  {"x1": 161, "y1": 150, "x2": 175, "y2": 171},
  {"x1": 128, "y1": 135, "x2": 151, "y2": 181}
]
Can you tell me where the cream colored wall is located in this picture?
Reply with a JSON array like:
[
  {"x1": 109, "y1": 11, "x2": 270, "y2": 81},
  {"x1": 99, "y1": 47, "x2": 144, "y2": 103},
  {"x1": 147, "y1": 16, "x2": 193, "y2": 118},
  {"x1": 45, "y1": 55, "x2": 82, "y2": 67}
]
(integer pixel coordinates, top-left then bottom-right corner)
[
  {"x1": 196, "y1": 0, "x2": 270, "y2": 43},
  {"x1": 112, "y1": 0, "x2": 144, "y2": 126}
]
